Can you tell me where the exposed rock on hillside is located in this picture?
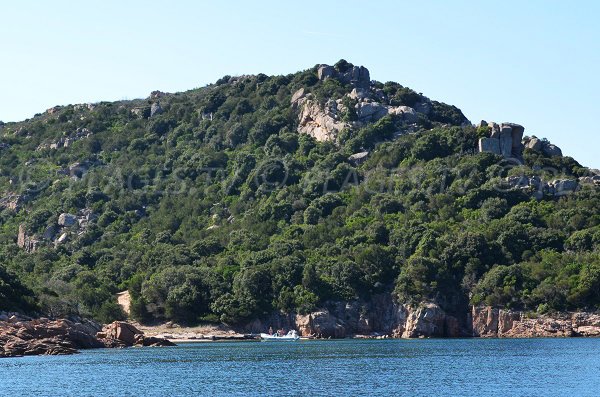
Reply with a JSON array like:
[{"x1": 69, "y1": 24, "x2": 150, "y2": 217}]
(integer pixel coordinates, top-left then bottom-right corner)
[
  {"x1": 522, "y1": 136, "x2": 563, "y2": 157},
  {"x1": 348, "y1": 151, "x2": 369, "y2": 165},
  {"x1": 317, "y1": 64, "x2": 370, "y2": 88},
  {"x1": 149, "y1": 90, "x2": 166, "y2": 100},
  {"x1": 478, "y1": 121, "x2": 525, "y2": 158},
  {"x1": 294, "y1": 93, "x2": 349, "y2": 142},
  {"x1": 36, "y1": 127, "x2": 93, "y2": 151},
  {"x1": 16, "y1": 209, "x2": 97, "y2": 252},
  {"x1": 0, "y1": 194, "x2": 26, "y2": 212},
  {"x1": 503, "y1": 176, "x2": 582, "y2": 199},
  {"x1": 478, "y1": 122, "x2": 566, "y2": 163},
  {"x1": 17, "y1": 224, "x2": 40, "y2": 253},
  {"x1": 294, "y1": 64, "x2": 428, "y2": 142},
  {"x1": 150, "y1": 102, "x2": 163, "y2": 117},
  {"x1": 579, "y1": 175, "x2": 600, "y2": 186}
]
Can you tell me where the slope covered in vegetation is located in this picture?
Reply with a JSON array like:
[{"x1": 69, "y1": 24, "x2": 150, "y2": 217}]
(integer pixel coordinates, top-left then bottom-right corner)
[{"x1": 0, "y1": 60, "x2": 599, "y2": 324}]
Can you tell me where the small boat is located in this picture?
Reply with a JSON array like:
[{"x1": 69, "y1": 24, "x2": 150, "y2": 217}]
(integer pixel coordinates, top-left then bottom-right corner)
[{"x1": 260, "y1": 330, "x2": 300, "y2": 341}]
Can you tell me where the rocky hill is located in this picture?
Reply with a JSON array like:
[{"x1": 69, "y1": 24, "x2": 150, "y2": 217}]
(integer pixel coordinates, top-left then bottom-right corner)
[{"x1": 0, "y1": 60, "x2": 599, "y2": 335}]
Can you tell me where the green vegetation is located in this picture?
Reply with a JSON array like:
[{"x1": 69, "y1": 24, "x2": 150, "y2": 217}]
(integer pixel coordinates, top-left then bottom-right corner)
[{"x1": 0, "y1": 61, "x2": 598, "y2": 324}]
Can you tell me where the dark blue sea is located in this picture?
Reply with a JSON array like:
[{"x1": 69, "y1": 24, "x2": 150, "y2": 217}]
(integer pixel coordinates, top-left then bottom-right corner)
[{"x1": 2, "y1": 338, "x2": 599, "y2": 396}]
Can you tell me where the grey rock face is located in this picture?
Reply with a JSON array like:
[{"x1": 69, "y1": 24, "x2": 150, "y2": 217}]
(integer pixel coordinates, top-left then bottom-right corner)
[
  {"x1": 348, "y1": 88, "x2": 370, "y2": 100},
  {"x1": 345, "y1": 66, "x2": 370, "y2": 89},
  {"x1": 499, "y1": 125, "x2": 514, "y2": 158},
  {"x1": 478, "y1": 137, "x2": 501, "y2": 155},
  {"x1": 478, "y1": 122, "x2": 525, "y2": 159},
  {"x1": 488, "y1": 122, "x2": 500, "y2": 138},
  {"x1": 317, "y1": 64, "x2": 370, "y2": 89},
  {"x1": 149, "y1": 90, "x2": 165, "y2": 99},
  {"x1": 150, "y1": 102, "x2": 163, "y2": 117},
  {"x1": 526, "y1": 137, "x2": 543, "y2": 151},
  {"x1": 317, "y1": 65, "x2": 336, "y2": 81},
  {"x1": 58, "y1": 213, "x2": 77, "y2": 227},
  {"x1": 502, "y1": 122, "x2": 525, "y2": 135},
  {"x1": 348, "y1": 151, "x2": 369, "y2": 165},
  {"x1": 290, "y1": 88, "x2": 306, "y2": 105},
  {"x1": 579, "y1": 176, "x2": 600, "y2": 186},
  {"x1": 356, "y1": 102, "x2": 388, "y2": 122},
  {"x1": 551, "y1": 179, "x2": 578, "y2": 195},
  {"x1": 42, "y1": 226, "x2": 56, "y2": 240},
  {"x1": 503, "y1": 123, "x2": 524, "y2": 155},
  {"x1": 543, "y1": 144, "x2": 563, "y2": 157},
  {"x1": 390, "y1": 106, "x2": 419, "y2": 123}
]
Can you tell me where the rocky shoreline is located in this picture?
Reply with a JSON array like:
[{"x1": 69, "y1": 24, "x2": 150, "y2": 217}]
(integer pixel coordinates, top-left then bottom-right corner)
[
  {"x1": 0, "y1": 313, "x2": 174, "y2": 358},
  {"x1": 471, "y1": 306, "x2": 600, "y2": 338},
  {"x1": 3, "y1": 304, "x2": 600, "y2": 357},
  {"x1": 243, "y1": 300, "x2": 600, "y2": 340}
]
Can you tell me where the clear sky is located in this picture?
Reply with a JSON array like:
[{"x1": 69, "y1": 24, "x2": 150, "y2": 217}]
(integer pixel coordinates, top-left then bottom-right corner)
[{"x1": 1, "y1": 1, "x2": 598, "y2": 167}]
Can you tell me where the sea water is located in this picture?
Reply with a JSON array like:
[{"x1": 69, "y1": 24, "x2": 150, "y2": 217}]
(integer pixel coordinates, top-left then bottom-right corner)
[{"x1": 1, "y1": 338, "x2": 599, "y2": 396}]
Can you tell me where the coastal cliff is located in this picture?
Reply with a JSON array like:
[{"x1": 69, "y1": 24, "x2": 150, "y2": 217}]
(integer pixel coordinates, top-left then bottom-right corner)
[
  {"x1": 245, "y1": 300, "x2": 600, "y2": 339},
  {"x1": 470, "y1": 306, "x2": 600, "y2": 338}
]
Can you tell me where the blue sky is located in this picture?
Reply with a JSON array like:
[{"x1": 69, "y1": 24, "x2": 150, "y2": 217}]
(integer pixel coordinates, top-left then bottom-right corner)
[{"x1": 1, "y1": 0, "x2": 598, "y2": 167}]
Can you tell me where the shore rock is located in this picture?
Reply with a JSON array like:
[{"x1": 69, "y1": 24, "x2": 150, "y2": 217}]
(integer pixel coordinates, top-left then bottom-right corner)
[
  {"x1": 471, "y1": 306, "x2": 600, "y2": 337},
  {"x1": 295, "y1": 310, "x2": 346, "y2": 338},
  {"x1": 98, "y1": 321, "x2": 175, "y2": 347},
  {"x1": 1, "y1": 317, "x2": 175, "y2": 358},
  {"x1": 258, "y1": 301, "x2": 600, "y2": 340},
  {"x1": 1, "y1": 316, "x2": 103, "y2": 358},
  {"x1": 288, "y1": 299, "x2": 464, "y2": 339}
]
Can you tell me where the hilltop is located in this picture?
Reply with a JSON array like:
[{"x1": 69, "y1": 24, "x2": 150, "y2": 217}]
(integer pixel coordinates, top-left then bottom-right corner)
[{"x1": 1, "y1": 60, "x2": 599, "y2": 337}]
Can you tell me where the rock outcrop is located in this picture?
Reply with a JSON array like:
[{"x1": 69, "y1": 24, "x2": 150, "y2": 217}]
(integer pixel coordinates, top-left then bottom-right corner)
[
  {"x1": 295, "y1": 310, "x2": 347, "y2": 339},
  {"x1": 293, "y1": 92, "x2": 349, "y2": 142},
  {"x1": 293, "y1": 64, "x2": 425, "y2": 142},
  {"x1": 0, "y1": 315, "x2": 104, "y2": 358},
  {"x1": 317, "y1": 64, "x2": 370, "y2": 89},
  {"x1": 0, "y1": 194, "x2": 26, "y2": 212},
  {"x1": 17, "y1": 224, "x2": 36, "y2": 252},
  {"x1": 348, "y1": 151, "x2": 369, "y2": 165},
  {"x1": 17, "y1": 209, "x2": 97, "y2": 252},
  {"x1": 247, "y1": 300, "x2": 600, "y2": 340},
  {"x1": 58, "y1": 213, "x2": 77, "y2": 227},
  {"x1": 36, "y1": 127, "x2": 93, "y2": 151},
  {"x1": 1, "y1": 316, "x2": 175, "y2": 358},
  {"x1": 149, "y1": 90, "x2": 166, "y2": 100},
  {"x1": 471, "y1": 306, "x2": 600, "y2": 337},
  {"x1": 503, "y1": 176, "x2": 582, "y2": 199},
  {"x1": 397, "y1": 303, "x2": 460, "y2": 338},
  {"x1": 150, "y1": 102, "x2": 163, "y2": 117},
  {"x1": 97, "y1": 321, "x2": 176, "y2": 347},
  {"x1": 522, "y1": 136, "x2": 563, "y2": 157},
  {"x1": 478, "y1": 121, "x2": 525, "y2": 159},
  {"x1": 249, "y1": 297, "x2": 466, "y2": 339},
  {"x1": 579, "y1": 175, "x2": 600, "y2": 186}
]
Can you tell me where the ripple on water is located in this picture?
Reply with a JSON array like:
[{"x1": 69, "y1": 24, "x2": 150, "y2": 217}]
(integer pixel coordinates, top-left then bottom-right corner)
[{"x1": 1, "y1": 338, "x2": 600, "y2": 397}]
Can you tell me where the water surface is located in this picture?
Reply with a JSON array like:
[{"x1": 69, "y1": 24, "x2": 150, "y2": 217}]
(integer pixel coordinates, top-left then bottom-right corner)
[{"x1": 2, "y1": 338, "x2": 599, "y2": 396}]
